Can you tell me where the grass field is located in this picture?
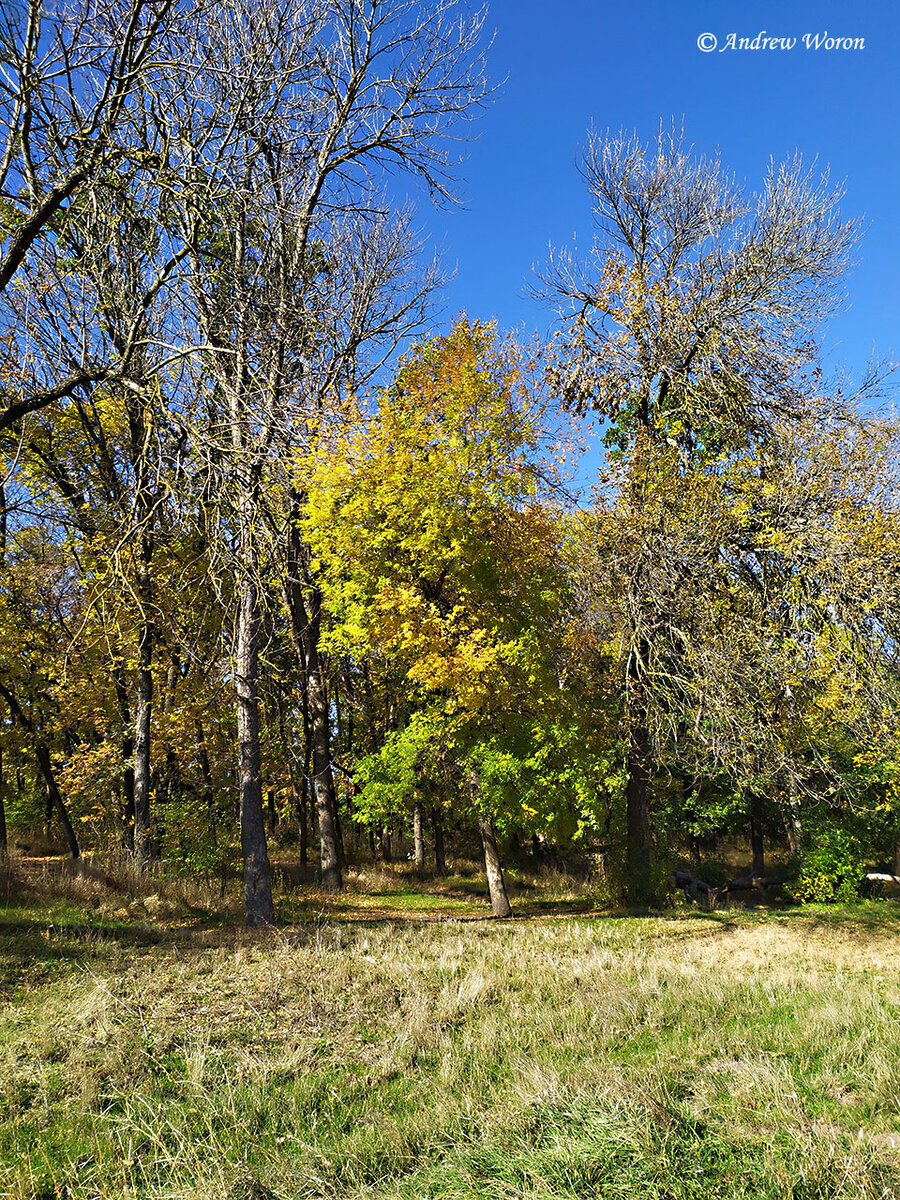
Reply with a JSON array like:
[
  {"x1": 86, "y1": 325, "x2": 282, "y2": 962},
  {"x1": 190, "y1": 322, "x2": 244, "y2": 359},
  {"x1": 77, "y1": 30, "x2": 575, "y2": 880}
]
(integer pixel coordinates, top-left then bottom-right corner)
[{"x1": 2, "y1": 858, "x2": 900, "y2": 1199}]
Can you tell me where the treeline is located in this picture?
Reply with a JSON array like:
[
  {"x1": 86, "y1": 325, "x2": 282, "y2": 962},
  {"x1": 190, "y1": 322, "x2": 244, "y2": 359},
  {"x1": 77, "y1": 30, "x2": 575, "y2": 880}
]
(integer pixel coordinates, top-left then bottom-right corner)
[{"x1": 1, "y1": 0, "x2": 899, "y2": 922}]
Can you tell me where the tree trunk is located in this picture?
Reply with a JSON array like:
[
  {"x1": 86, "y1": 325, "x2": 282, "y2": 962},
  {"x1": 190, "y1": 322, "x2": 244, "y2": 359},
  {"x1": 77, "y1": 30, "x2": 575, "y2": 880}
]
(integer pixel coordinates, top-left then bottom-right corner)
[
  {"x1": 0, "y1": 680, "x2": 77, "y2": 859},
  {"x1": 786, "y1": 773, "x2": 804, "y2": 859},
  {"x1": 413, "y1": 801, "x2": 426, "y2": 871},
  {"x1": 298, "y1": 775, "x2": 309, "y2": 866},
  {"x1": 132, "y1": 557, "x2": 154, "y2": 871},
  {"x1": 35, "y1": 743, "x2": 79, "y2": 859},
  {"x1": 0, "y1": 740, "x2": 7, "y2": 858},
  {"x1": 750, "y1": 794, "x2": 765, "y2": 877},
  {"x1": 195, "y1": 719, "x2": 218, "y2": 850},
  {"x1": 381, "y1": 828, "x2": 392, "y2": 862},
  {"x1": 113, "y1": 663, "x2": 135, "y2": 851},
  {"x1": 308, "y1": 656, "x2": 341, "y2": 891},
  {"x1": 689, "y1": 834, "x2": 701, "y2": 872},
  {"x1": 235, "y1": 572, "x2": 275, "y2": 926},
  {"x1": 470, "y1": 767, "x2": 510, "y2": 916},
  {"x1": 624, "y1": 702, "x2": 652, "y2": 902},
  {"x1": 432, "y1": 807, "x2": 447, "y2": 875},
  {"x1": 285, "y1": 508, "x2": 342, "y2": 893},
  {"x1": 332, "y1": 788, "x2": 345, "y2": 868},
  {"x1": 478, "y1": 814, "x2": 511, "y2": 918}
]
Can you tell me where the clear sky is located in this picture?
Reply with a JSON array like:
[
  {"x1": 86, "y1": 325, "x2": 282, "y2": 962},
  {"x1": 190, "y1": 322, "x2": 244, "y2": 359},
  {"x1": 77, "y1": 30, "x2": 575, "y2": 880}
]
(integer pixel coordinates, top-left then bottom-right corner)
[{"x1": 418, "y1": 0, "x2": 899, "y2": 392}]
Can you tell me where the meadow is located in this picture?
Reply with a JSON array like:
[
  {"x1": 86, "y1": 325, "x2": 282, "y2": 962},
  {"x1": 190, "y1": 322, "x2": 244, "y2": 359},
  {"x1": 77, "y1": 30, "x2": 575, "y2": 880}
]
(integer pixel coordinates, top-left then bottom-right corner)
[{"x1": 2, "y1": 859, "x2": 900, "y2": 1200}]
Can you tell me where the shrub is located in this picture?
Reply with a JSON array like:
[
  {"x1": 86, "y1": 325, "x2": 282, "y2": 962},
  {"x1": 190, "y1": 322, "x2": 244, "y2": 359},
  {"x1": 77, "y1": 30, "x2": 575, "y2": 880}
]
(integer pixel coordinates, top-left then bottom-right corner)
[{"x1": 788, "y1": 827, "x2": 866, "y2": 903}]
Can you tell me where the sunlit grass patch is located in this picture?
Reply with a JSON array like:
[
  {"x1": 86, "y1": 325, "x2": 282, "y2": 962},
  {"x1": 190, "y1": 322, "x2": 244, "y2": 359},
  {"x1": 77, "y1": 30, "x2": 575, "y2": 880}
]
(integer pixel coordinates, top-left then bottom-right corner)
[{"x1": 2, "y1": 875, "x2": 900, "y2": 1197}]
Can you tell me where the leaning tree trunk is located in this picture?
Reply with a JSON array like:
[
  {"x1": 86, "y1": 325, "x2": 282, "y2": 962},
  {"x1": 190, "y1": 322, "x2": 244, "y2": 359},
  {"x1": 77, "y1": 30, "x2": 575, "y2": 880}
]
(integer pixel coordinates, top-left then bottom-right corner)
[
  {"x1": 235, "y1": 568, "x2": 275, "y2": 926},
  {"x1": 413, "y1": 801, "x2": 426, "y2": 871},
  {"x1": 470, "y1": 771, "x2": 511, "y2": 917},
  {"x1": 0, "y1": 680, "x2": 78, "y2": 859},
  {"x1": 478, "y1": 815, "x2": 511, "y2": 918},
  {"x1": 35, "y1": 743, "x2": 79, "y2": 859}
]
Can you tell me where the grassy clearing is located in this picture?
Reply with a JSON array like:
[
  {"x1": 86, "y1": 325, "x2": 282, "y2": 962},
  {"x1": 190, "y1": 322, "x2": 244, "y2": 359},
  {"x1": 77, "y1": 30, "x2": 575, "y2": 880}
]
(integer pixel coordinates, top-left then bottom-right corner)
[{"x1": 2, "y1": 860, "x2": 900, "y2": 1198}]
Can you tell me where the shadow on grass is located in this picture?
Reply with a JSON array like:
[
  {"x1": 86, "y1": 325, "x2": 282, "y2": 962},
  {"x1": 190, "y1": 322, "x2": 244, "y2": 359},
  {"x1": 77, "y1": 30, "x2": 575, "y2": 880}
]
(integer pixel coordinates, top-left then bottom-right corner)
[
  {"x1": 766, "y1": 900, "x2": 900, "y2": 937},
  {"x1": 5, "y1": 867, "x2": 900, "y2": 982},
  {"x1": 0, "y1": 912, "x2": 163, "y2": 1000}
]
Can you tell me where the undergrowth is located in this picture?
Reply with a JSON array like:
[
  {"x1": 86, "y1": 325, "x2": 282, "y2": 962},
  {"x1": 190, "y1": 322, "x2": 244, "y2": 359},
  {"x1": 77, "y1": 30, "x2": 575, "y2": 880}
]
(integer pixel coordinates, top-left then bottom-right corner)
[{"x1": 1, "y1": 859, "x2": 899, "y2": 1198}]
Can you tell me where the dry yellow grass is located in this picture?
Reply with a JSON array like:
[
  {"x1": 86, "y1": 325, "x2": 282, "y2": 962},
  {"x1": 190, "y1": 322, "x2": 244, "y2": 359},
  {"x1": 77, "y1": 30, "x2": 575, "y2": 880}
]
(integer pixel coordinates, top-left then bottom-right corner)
[{"x1": 2, "y1": 887, "x2": 900, "y2": 1198}]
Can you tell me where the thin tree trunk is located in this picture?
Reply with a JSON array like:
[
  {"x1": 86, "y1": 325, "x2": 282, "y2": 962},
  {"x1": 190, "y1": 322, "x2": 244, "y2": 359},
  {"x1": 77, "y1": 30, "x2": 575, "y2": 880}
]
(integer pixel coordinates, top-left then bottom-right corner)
[
  {"x1": 624, "y1": 701, "x2": 652, "y2": 901},
  {"x1": 132, "y1": 556, "x2": 154, "y2": 871},
  {"x1": 750, "y1": 794, "x2": 765, "y2": 877},
  {"x1": 235, "y1": 571, "x2": 275, "y2": 926},
  {"x1": 413, "y1": 801, "x2": 425, "y2": 871},
  {"x1": 689, "y1": 834, "x2": 701, "y2": 872},
  {"x1": 309, "y1": 657, "x2": 341, "y2": 890},
  {"x1": 285, "y1": 506, "x2": 341, "y2": 892},
  {"x1": 113, "y1": 663, "x2": 135, "y2": 850},
  {"x1": 0, "y1": 680, "x2": 78, "y2": 858},
  {"x1": 786, "y1": 773, "x2": 804, "y2": 859},
  {"x1": 195, "y1": 719, "x2": 218, "y2": 850},
  {"x1": 381, "y1": 828, "x2": 392, "y2": 862},
  {"x1": 0, "y1": 740, "x2": 7, "y2": 858},
  {"x1": 332, "y1": 789, "x2": 345, "y2": 868},
  {"x1": 151, "y1": 655, "x2": 182, "y2": 861},
  {"x1": 432, "y1": 807, "x2": 447, "y2": 875},
  {"x1": 35, "y1": 743, "x2": 79, "y2": 859},
  {"x1": 298, "y1": 774, "x2": 309, "y2": 866},
  {"x1": 44, "y1": 782, "x2": 52, "y2": 839}
]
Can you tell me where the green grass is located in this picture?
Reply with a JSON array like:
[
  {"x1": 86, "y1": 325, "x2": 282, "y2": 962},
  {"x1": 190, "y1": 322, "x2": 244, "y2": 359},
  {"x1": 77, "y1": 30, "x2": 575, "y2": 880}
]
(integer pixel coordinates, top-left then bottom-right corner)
[{"x1": 2, "y1": 864, "x2": 900, "y2": 1198}]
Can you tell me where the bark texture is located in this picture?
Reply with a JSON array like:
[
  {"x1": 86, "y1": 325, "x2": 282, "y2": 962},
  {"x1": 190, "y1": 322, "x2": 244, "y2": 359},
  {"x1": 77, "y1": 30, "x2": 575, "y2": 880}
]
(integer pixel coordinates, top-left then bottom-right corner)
[
  {"x1": 478, "y1": 814, "x2": 511, "y2": 918},
  {"x1": 0, "y1": 740, "x2": 6, "y2": 858},
  {"x1": 413, "y1": 801, "x2": 426, "y2": 871},
  {"x1": 235, "y1": 573, "x2": 275, "y2": 926},
  {"x1": 132, "y1": 629, "x2": 153, "y2": 869}
]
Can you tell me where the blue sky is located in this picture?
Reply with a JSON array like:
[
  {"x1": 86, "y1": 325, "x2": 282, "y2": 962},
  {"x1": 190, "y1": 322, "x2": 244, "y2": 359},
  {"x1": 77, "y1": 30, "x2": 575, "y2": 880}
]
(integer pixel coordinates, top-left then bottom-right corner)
[{"x1": 418, "y1": 0, "x2": 899, "y2": 392}]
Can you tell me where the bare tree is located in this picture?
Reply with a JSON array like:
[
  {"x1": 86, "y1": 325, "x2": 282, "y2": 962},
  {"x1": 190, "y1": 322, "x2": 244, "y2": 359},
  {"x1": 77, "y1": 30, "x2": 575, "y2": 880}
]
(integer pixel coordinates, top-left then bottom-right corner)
[
  {"x1": 541, "y1": 125, "x2": 861, "y2": 898},
  {"x1": 0, "y1": 0, "x2": 188, "y2": 431},
  {"x1": 160, "y1": 0, "x2": 489, "y2": 921}
]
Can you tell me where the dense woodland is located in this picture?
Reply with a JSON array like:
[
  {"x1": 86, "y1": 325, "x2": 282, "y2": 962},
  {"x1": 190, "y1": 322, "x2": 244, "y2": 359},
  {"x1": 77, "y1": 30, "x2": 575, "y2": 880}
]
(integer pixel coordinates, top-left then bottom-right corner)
[{"x1": 2, "y1": 0, "x2": 900, "y2": 926}]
